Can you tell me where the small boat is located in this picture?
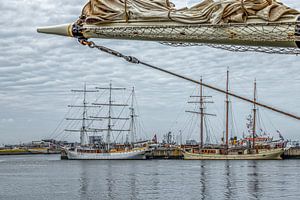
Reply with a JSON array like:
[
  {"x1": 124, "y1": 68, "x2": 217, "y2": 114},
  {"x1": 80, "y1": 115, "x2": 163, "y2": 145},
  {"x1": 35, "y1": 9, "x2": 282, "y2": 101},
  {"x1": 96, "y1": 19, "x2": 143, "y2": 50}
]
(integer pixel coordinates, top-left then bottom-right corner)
[{"x1": 28, "y1": 148, "x2": 49, "y2": 154}]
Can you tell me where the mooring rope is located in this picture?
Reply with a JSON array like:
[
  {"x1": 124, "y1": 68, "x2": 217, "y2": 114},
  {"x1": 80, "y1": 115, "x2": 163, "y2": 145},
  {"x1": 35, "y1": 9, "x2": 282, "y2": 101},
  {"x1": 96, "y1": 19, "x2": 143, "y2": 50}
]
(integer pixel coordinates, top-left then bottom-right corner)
[{"x1": 78, "y1": 39, "x2": 300, "y2": 121}]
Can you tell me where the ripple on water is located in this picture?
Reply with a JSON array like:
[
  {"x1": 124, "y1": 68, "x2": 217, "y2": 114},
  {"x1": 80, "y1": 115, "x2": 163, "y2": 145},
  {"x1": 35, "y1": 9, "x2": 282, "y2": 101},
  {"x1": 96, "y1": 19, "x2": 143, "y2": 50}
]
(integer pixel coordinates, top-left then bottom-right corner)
[{"x1": 0, "y1": 155, "x2": 300, "y2": 200}]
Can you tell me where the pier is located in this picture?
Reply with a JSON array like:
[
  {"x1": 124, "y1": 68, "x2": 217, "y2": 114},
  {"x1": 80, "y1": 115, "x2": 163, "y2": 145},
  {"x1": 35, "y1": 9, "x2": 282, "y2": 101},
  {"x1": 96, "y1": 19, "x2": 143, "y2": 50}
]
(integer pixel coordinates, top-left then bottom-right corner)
[
  {"x1": 283, "y1": 147, "x2": 300, "y2": 159},
  {"x1": 146, "y1": 147, "x2": 183, "y2": 159}
]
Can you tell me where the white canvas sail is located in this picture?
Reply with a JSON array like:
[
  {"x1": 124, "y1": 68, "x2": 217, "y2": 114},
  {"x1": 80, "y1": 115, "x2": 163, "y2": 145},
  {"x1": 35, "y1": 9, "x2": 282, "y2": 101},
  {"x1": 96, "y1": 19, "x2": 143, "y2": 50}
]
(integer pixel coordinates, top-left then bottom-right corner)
[
  {"x1": 81, "y1": 0, "x2": 299, "y2": 24},
  {"x1": 37, "y1": 0, "x2": 300, "y2": 54}
]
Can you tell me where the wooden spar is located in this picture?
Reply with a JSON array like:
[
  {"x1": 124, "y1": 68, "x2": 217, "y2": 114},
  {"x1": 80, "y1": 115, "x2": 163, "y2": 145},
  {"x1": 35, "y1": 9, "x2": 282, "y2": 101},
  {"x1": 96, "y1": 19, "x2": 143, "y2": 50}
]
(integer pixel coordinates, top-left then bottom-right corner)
[
  {"x1": 225, "y1": 70, "x2": 229, "y2": 150},
  {"x1": 37, "y1": 15, "x2": 300, "y2": 53}
]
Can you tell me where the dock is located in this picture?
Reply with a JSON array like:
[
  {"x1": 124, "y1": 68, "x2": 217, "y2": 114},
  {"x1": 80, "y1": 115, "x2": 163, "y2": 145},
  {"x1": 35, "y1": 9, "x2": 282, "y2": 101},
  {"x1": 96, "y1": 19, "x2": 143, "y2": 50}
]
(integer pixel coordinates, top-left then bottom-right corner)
[
  {"x1": 283, "y1": 147, "x2": 300, "y2": 159},
  {"x1": 146, "y1": 147, "x2": 183, "y2": 159},
  {"x1": 0, "y1": 148, "x2": 60, "y2": 155}
]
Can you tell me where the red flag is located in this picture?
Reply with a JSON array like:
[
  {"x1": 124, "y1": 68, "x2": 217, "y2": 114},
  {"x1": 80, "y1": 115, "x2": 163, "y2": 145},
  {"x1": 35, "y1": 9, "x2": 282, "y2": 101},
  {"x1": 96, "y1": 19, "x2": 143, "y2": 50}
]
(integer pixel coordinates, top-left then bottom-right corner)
[{"x1": 152, "y1": 134, "x2": 158, "y2": 143}]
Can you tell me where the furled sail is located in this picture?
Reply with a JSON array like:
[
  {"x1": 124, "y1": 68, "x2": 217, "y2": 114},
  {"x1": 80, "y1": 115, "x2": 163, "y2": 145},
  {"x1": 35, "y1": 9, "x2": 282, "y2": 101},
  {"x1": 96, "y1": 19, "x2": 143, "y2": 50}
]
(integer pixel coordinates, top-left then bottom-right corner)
[
  {"x1": 37, "y1": 0, "x2": 300, "y2": 54},
  {"x1": 81, "y1": 0, "x2": 299, "y2": 24}
]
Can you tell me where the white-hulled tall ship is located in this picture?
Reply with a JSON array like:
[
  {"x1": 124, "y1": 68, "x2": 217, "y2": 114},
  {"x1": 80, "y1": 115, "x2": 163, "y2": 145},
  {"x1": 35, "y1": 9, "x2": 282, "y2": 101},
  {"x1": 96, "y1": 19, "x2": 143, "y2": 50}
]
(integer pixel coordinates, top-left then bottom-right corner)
[{"x1": 63, "y1": 83, "x2": 148, "y2": 160}]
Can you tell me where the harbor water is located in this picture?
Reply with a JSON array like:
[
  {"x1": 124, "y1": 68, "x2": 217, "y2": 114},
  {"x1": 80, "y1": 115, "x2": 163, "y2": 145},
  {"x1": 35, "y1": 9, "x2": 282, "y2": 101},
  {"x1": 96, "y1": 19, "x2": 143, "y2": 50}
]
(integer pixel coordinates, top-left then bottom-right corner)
[{"x1": 0, "y1": 155, "x2": 300, "y2": 200}]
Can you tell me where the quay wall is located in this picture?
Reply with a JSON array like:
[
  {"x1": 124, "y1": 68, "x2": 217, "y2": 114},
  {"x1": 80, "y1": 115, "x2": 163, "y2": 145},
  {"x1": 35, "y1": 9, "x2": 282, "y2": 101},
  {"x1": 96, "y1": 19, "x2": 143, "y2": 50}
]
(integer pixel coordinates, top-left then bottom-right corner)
[{"x1": 283, "y1": 147, "x2": 300, "y2": 159}]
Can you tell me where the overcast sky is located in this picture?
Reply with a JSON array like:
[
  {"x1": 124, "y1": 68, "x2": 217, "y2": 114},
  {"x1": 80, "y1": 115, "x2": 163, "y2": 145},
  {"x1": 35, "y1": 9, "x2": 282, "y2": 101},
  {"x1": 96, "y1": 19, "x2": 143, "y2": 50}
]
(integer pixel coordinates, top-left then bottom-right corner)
[{"x1": 0, "y1": 0, "x2": 299, "y2": 145}]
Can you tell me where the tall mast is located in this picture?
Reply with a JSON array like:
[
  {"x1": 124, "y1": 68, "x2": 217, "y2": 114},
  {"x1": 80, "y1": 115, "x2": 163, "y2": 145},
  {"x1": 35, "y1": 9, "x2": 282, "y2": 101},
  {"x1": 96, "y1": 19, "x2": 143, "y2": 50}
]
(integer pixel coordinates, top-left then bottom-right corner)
[
  {"x1": 107, "y1": 82, "x2": 113, "y2": 150},
  {"x1": 91, "y1": 83, "x2": 128, "y2": 151},
  {"x1": 81, "y1": 83, "x2": 87, "y2": 146},
  {"x1": 186, "y1": 78, "x2": 215, "y2": 149},
  {"x1": 200, "y1": 78, "x2": 204, "y2": 149},
  {"x1": 225, "y1": 69, "x2": 230, "y2": 150},
  {"x1": 130, "y1": 87, "x2": 136, "y2": 144},
  {"x1": 252, "y1": 79, "x2": 257, "y2": 150},
  {"x1": 65, "y1": 84, "x2": 100, "y2": 146}
]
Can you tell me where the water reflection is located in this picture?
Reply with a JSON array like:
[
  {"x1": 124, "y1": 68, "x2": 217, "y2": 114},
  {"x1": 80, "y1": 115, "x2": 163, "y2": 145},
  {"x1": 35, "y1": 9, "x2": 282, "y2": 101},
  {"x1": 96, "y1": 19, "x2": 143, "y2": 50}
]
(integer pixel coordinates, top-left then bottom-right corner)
[
  {"x1": 78, "y1": 161, "x2": 118, "y2": 200},
  {"x1": 79, "y1": 161, "x2": 88, "y2": 200},
  {"x1": 247, "y1": 161, "x2": 261, "y2": 200},
  {"x1": 2, "y1": 156, "x2": 300, "y2": 200},
  {"x1": 199, "y1": 161, "x2": 208, "y2": 200},
  {"x1": 106, "y1": 162, "x2": 116, "y2": 200},
  {"x1": 150, "y1": 161, "x2": 160, "y2": 198},
  {"x1": 129, "y1": 162, "x2": 138, "y2": 200},
  {"x1": 224, "y1": 161, "x2": 234, "y2": 200},
  {"x1": 62, "y1": 159, "x2": 298, "y2": 200}
]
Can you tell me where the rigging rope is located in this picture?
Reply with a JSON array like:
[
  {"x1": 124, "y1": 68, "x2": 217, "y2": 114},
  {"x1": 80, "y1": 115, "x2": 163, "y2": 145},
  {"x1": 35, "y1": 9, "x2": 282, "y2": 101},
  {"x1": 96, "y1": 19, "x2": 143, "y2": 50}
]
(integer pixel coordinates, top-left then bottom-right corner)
[{"x1": 78, "y1": 39, "x2": 300, "y2": 121}]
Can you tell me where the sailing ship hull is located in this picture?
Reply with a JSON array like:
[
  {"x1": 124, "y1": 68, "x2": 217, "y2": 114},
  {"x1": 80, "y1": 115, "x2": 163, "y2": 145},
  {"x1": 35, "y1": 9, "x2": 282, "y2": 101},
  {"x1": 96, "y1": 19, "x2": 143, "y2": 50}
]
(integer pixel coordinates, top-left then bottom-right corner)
[
  {"x1": 183, "y1": 148, "x2": 284, "y2": 160},
  {"x1": 66, "y1": 148, "x2": 146, "y2": 160}
]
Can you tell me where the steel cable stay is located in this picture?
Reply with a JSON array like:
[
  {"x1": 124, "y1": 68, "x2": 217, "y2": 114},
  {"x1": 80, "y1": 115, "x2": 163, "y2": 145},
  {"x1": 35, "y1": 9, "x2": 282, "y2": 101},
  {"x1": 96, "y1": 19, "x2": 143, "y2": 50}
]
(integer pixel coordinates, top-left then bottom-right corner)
[
  {"x1": 47, "y1": 93, "x2": 81, "y2": 139},
  {"x1": 132, "y1": 93, "x2": 148, "y2": 140},
  {"x1": 78, "y1": 39, "x2": 300, "y2": 121},
  {"x1": 167, "y1": 86, "x2": 197, "y2": 136},
  {"x1": 52, "y1": 106, "x2": 82, "y2": 140},
  {"x1": 113, "y1": 94, "x2": 131, "y2": 142}
]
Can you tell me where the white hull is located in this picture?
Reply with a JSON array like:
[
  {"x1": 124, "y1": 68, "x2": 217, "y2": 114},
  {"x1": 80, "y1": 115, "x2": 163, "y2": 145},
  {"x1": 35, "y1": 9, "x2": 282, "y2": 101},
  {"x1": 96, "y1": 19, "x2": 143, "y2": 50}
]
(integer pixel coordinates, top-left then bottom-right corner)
[{"x1": 67, "y1": 148, "x2": 146, "y2": 160}]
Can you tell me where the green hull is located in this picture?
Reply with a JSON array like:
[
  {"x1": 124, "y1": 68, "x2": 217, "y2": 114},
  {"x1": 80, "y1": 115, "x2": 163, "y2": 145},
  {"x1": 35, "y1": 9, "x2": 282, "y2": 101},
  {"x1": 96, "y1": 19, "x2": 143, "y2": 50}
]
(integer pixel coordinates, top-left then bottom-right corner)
[{"x1": 184, "y1": 148, "x2": 284, "y2": 160}]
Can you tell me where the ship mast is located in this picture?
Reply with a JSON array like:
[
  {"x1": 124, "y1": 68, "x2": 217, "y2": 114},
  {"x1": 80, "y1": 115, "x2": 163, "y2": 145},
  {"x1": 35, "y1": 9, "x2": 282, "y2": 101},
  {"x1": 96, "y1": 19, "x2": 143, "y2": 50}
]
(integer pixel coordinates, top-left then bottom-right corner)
[
  {"x1": 225, "y1": 69, "x2": 230, "y2": 150},
  {"x1": 107, "y1": 82, "x2": 113, "y2": 150},
  {"x1": 65, "y1": 83, "x2": 100, "y2": 146},
  {"x1": 252, "y1": 79, "x2": 257, "y2": 150},
  {"x1": 82, "y1": 83, "x2": 87, "y2": 146},
  {"x1": 91, "y1": 83, "x2": 129, "y2": 151},
  {"x1": 186, "y1": 78, "x2": 215, "y2": 149},
  {"x1": 200, "y1": 78, "x2": 204, "y2": 149},
  {"x1": 129, "y1": 87, "x2": 137, "y2": 145}
]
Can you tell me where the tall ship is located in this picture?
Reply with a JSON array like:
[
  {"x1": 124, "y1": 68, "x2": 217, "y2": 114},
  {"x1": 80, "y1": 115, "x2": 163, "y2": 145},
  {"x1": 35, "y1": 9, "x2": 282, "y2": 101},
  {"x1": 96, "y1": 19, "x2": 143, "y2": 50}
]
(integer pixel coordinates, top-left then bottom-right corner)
[
  {"x1": 183, "y1": 71, "x2": 284, "y2": 160},
  {"x1": 63, "y1": 83, "x2": 148, "y2": 160}
]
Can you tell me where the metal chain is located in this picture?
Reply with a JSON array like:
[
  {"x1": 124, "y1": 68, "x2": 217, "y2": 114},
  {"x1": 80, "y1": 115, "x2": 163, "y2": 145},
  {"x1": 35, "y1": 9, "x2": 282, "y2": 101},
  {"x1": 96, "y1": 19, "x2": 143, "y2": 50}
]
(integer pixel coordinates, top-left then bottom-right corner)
[
  {"x1": 78, "y1": 38, "x2": 300, "y2": 121},
  {"x1": 79, "y1": 39, "x2": 140, "y2": 64}
]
